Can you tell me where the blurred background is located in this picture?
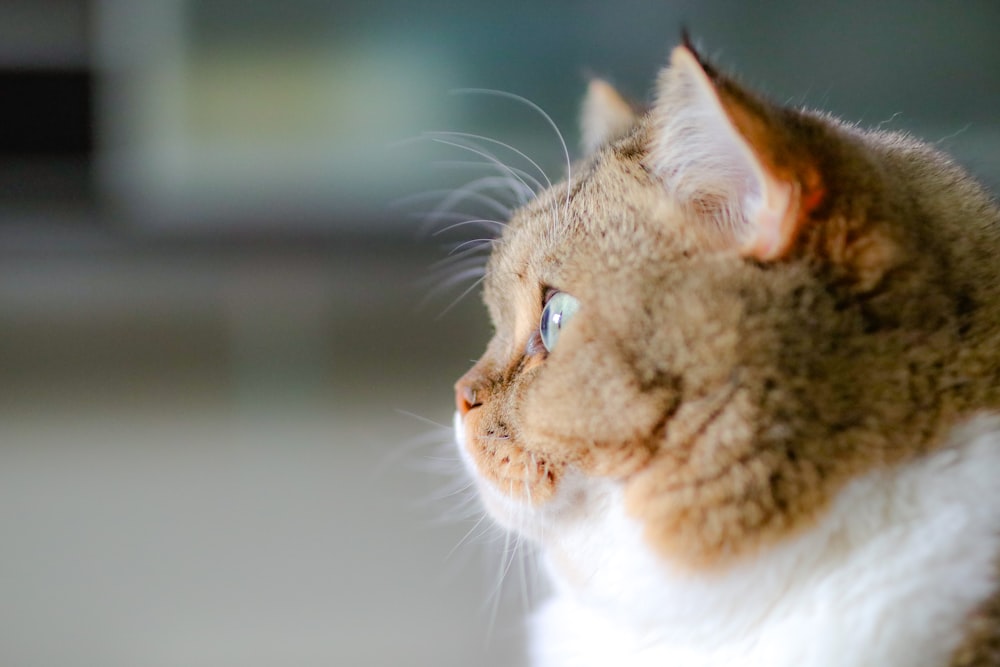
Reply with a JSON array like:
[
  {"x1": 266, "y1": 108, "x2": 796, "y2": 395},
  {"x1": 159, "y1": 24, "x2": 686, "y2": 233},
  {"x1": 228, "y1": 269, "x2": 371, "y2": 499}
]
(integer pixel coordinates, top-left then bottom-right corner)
[{"x1": 1, "y1": 1, "x2": 998, "y2": 665}]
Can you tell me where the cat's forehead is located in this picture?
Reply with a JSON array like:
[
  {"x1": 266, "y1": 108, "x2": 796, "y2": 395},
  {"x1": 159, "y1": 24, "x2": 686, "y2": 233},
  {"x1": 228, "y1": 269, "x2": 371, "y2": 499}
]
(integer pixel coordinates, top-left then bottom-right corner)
[{"x1": 485, "y1": 132, "x2": 728, "y2": 310}]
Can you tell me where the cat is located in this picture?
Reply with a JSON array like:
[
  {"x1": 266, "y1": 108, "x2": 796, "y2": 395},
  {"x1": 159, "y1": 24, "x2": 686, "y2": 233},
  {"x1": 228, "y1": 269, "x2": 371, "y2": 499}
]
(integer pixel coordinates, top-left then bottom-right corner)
[{"x1": 450, "y1": 39, "x2": 1000, "y2": 666}]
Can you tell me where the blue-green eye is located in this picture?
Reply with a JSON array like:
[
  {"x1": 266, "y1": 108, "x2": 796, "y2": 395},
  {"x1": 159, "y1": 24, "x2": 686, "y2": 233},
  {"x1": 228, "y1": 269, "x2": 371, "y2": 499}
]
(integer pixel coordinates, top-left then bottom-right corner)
[{"x1": 539, "y1": 291, "x2": 580, "y2": 353}]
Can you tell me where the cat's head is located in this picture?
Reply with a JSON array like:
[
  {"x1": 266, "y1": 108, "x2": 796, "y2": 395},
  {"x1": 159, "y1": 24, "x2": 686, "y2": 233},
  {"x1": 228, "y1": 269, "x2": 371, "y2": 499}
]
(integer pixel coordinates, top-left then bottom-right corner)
[{"x1": 453, "y1": 44, "x2": 1000, "y2": 572}]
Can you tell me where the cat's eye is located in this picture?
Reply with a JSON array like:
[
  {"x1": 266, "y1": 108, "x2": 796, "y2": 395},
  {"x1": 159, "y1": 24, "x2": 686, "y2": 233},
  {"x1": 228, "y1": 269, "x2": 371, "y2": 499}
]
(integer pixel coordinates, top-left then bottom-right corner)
[{"x1": 539, "y1": 291, "x2": 580, "y2": 353}]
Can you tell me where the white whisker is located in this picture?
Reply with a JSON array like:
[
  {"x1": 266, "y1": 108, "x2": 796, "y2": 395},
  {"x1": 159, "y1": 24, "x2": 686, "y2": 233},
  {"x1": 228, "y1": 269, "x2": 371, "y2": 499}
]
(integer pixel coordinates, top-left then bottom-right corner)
[
  {"x1": 395, "y1": 186, "x2": 511, "y2": 228},
  {"x1": 424, "y1": 497, "x2": 484, "y2": 524},
  {"x1": 447, "y1": 511, "x2": 494, "y2": 561},
  {"x1": 393, "y1": 409, "x2": 452, "y2": 430},
  {"x1": 484, "y1": 491, "x2": 516, "y2": 647},
  {"x1": 448, "y1": 238, "x2": 497, "y2": 256},
  {"x1": 437, "y1": 174, "x2": 528, "y2": 208},
  {"x1": 372, "y1": 425, "x2": 453, "y2": 479},
  {"x1": 405, "y1": 209, "x2": 490, "y2": 224},
  {"x1": 426, "y1": 133, "x2": 542, "y2": 204},
  {"x1": 427, "y1": 130, "x2": 552, "y2": 193},
  {"x1": 423, "y1": 179, "x2": 513, "y2": 222},
  {"x1": 432, "y1": 218, "x2": 507, "y2": 236},
  {"x1": 427, "y1": 135, "x2": 529, "y2": 185},
  {"x1": 427, "y1": 255, "x2": 491, "y2": 286},
  {"x1": 520, "y1": 458, "x2": 538, "y2": 616},
  {"x1": 428, "y1": 251, "x2": 490, "y2": 275},
  {"x1": 432, "y1": 159, "x2": 548, "y2": 197},
  {"x1": 427, "y1": 477, "x2": 476, "y2": 499},
  {"x1": 416, "y1": 265, "x2": 486, "y2": 313},
  {"x1": 437, "y1": 272, "x2": 488, "y2": 319},
  {"x1": 450, "y1": 89, "x2": 572, "y2": 219}
]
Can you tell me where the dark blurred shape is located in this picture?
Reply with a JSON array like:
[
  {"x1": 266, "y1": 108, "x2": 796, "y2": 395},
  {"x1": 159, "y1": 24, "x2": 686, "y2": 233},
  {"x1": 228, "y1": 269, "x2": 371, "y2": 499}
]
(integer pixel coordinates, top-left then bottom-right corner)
[
  {"x1": 0, "y1": 70, "x2": 93, "y2": 157},
  {"x1": 0, "y1": 70, "x2": 94, "y2": 208}
]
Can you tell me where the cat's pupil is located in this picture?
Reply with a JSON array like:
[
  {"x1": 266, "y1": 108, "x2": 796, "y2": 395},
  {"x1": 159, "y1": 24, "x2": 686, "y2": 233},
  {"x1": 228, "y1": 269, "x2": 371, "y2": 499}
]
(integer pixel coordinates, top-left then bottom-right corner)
[{"x1": 539, "y1": 291, "x2": 580, "y2": 353}]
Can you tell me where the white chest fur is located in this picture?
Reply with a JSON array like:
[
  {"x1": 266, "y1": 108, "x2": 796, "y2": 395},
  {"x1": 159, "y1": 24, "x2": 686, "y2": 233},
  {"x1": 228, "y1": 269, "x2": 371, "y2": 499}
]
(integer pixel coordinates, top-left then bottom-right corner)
[{"x1": 527, "y1": 416, "x2": 1000, "y2": 667}]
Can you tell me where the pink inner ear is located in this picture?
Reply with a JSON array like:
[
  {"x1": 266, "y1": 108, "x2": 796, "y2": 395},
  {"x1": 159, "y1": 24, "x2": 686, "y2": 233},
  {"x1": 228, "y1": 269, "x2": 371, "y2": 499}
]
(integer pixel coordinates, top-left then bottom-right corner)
[
  {"x1": 740, "y1": 176, "x2": 799, "y2": 261},
  {"x1": 649, "y1": 46, "x2": 821, "y2": 261},
  {"x1": 743, "y1": 165, "x2": 829, "y2": 261},
  {"x1": 580, "y1": 79, "x2": 637, "y2": 155}
]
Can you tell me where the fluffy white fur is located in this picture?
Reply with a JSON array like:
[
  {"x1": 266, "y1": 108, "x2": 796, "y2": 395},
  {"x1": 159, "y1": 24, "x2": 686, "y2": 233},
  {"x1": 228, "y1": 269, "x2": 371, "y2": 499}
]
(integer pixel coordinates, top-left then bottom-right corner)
[{"x1": 456, "y1": 412, "x2": 1000, "y2": 666}]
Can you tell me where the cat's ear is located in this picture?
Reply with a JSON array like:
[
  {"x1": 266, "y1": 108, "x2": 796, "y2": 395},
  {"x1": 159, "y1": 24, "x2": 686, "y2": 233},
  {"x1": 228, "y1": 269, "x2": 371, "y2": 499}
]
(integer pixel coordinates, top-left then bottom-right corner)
[
  {"x1": 647, "y1": 46, "x2": 825, "y2": 261},
  {"x1": 580, "y1": 79, "x2": 638, "y2": 155}
]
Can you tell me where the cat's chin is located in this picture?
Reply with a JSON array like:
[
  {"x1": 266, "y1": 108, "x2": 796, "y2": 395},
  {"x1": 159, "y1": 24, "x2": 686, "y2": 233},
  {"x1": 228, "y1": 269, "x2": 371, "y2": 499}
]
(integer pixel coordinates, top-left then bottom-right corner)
[
  {"x1": 453, "y1": 410, "x2": 537, "y2": 536},
  {"x1": 454, "y1": 410, "x2": 583, "y2": 542}
]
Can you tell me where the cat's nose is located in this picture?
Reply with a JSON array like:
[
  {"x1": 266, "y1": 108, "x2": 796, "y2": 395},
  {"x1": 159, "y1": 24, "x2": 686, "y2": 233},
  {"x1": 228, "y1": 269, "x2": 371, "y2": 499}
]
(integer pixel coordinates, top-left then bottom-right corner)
[{"x1": 455, "y1": 373, "x2": 484, "y2": 416}]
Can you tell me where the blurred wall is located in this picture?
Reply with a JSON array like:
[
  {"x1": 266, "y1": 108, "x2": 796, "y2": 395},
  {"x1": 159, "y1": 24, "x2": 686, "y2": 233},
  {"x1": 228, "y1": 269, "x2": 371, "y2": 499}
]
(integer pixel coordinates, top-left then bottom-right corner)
[{"x1": 3, "y1": 0, "x2": 999, "y2": 238}]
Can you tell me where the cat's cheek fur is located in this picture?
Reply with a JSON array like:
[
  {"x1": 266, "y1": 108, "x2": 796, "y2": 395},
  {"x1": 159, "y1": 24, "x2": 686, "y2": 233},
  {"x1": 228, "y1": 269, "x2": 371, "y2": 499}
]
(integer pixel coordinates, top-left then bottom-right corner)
[
  {"x1": 519, "y1": 314, "x2": 678, "y2": 479},
  {"x1": 529, "y1": 416, "x2": 1000, "y2": 667}
]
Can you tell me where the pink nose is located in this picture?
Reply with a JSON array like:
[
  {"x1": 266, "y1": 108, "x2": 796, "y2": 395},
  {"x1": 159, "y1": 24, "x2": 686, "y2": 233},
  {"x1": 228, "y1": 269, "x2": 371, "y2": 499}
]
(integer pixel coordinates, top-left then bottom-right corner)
[
  {"x1": 454, "y1": 379, "x2": 481, "y2": 416},
  {"x1": 455, "y1": 365, "x2": 487, "y2": 416}
]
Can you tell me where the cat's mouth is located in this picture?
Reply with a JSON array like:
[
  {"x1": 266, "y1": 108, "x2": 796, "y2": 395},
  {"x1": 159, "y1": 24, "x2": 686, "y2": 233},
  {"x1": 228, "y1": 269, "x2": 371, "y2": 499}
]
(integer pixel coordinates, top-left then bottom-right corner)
[
  {"x1": 454, "y1": 410, "x2": 626, "y2": 551},
  {"x1": 453, "y1": 410, "x2": 564, "y2": 535}
]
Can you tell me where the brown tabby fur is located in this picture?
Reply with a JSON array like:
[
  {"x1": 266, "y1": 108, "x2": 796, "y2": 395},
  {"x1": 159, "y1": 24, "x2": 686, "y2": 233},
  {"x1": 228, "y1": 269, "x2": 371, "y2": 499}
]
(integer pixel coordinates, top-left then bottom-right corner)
[
  {"x1": 455, "y1": 44, "x2": 1000, "y2": 662},
  {"x1": 952, "y1": 581, "x2": 1000, "y2": 666}
]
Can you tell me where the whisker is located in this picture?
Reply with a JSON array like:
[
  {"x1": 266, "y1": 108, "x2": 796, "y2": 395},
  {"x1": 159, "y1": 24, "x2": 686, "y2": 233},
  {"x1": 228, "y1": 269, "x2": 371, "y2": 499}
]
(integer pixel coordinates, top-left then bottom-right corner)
[
  {"x1": 410, "y1": 211, "x2": 508, "y2": 242},
  {"x1": 428, "y1": 251, "x2": 491, "y2": 275},
  {"x1": 417, "y1": 486, "x2": 479, "y2": 520},
  {"x1": 437, "y1": 175, "x2": 528, "y2": 208},
  {"x1": 449, "y1": 89, "x2": 572, "y2": 218},
  {"x1": 423, "y1": 495, "x2": 484, "y2": 524},
  {"x1": 372, "y1": 425, "x2": 453, "y2": 479},
  {"x1": 448, "y1": 238, "x2": 497, "y2": 256},
  {"x1": 426, "y1": 134, "x2": 542, "y2": 204},
  {"x1": 427, "y1": 130, "x2": 552, "y2": 193},
  {"x1": 434, "y1": 156, "x2": 555, "y2": 230},
  {"x1": 390, "y1": 188, "x2": 460, "y2": 207},
  {"x1": 484, "y1": 496, "x2": 515, "y2": 646},
  {"x1": 393, "y1": 409, "x2": 452, "y2": 430},
  {"x1": 424, "y1": 180, "x2": 514, "y2": 222},
  {"x1": 404, "y1": 209, "x2": 491, "y2": 224},
  {"x1": 422, "y1": 141, "x2": 527, "y2": 229},
  {"x1": 427, "y1": 255, "x2": 491, "y2": 288},
  {"x1": 516, "y1": 533, "x2": 532, "y2": 619},
  {"x1": 415, "y1": 263, "x2": 487, "y2": 315},
  {"x1": 437, "y1": 272, "x2": 488, "y2": 319},
  {"x1": 432, "y1": 159, "x2": 548, "y2": 197},
  {"x1": 427, "y1": 135, "x2": 528, "y2": 184},
  {"x1": 427, "y1": 477, "x2": 476, "y2": 498},
  {"x1": 518, "y1": 465, "x2": 535, "y2": 617},
  {"x1": 395, "y1": 186, "x2": 511, "y2": 223},
  {"x1": 432, "y1": 218, "x2": 508, "y2": 236},
  {"x1": 421, "y1": 262, "x2": 486, "y2": 294},
  {"x1": 447, "y1": 511, "x2": 494, "y2": 561}
]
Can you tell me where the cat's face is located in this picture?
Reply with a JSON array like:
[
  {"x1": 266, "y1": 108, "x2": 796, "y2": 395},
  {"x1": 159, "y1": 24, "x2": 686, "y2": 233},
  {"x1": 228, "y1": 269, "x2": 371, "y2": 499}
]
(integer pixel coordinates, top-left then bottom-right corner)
[{"x1": 453, "y1": 45, "x2": 998, "y2": 572}]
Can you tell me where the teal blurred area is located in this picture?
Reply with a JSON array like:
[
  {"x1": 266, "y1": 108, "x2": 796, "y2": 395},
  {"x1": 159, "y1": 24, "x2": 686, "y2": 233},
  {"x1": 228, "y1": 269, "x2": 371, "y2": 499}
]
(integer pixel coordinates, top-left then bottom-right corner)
[{"x1": 0, "y1": 1, "x2": 998, "y2": 666}]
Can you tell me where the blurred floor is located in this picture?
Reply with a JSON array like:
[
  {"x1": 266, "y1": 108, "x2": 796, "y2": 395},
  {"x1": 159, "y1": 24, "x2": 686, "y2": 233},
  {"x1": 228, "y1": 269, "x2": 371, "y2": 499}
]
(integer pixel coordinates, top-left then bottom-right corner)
[{"x1": 0, "y1": 239, "x2": 531, "y2": 667}]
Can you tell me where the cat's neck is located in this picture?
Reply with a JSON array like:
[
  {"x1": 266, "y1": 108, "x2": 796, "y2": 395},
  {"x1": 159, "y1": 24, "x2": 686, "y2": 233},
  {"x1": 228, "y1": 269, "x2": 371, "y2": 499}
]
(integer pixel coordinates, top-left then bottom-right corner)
[{"x1": 530, "y1": 414, "x2": 1000, "y2": 667}]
